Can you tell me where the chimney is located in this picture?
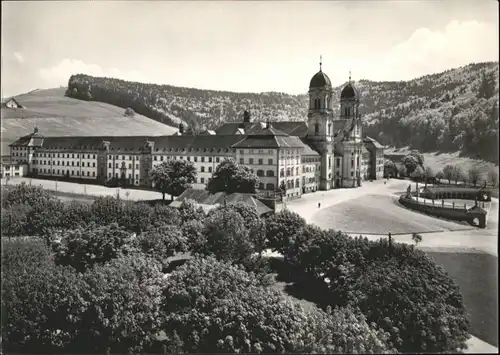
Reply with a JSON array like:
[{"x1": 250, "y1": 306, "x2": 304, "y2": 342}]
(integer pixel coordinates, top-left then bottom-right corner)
[
  {"x1": 243, "y1": 110, "x2": 250, "y2": 123},
  {"x1": 179, "y1": 123, "x2": 184, "y2": 135}
]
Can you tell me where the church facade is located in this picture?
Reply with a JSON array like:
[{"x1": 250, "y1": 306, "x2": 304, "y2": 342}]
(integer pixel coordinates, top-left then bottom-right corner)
[{"x1": 8, "y1": 66, "x2": 384, "y2": 199}]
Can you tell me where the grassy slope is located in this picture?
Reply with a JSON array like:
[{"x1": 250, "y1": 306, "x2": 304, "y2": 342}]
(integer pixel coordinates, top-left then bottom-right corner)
[
  {"x1": 1, "y1": 88, "x2": 177, "y2": 154},
  {"x1": 426, "y1": 251, "x2": 498, "y2": 347},
  {"x1": 385, "y1": 147, "x2": 499, "y2": 180}
]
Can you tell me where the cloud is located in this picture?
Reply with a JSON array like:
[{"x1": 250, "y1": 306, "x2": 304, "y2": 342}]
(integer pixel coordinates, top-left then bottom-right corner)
[
  {"x1": 13, "y1": 52, "x2": 25, "y2": 64},
  {"x1": 38, "y1": 58, "x2": 148, "y2": 88},
  {"x1": 369, "y1": 20, "x2": 499, "y2": 81}
]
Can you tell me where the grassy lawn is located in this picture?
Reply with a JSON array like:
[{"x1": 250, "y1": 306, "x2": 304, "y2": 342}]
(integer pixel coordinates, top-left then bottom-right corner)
[{"x1": 425, "y1": 251, "x2": 498, "y2": 347}]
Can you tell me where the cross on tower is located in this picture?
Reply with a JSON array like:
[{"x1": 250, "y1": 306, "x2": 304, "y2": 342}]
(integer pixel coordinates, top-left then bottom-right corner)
[
  {"x1": 349, "y1": 69, "x2": 351, "y2": 83},
  {"x1": 319, "y1": 55, "x2": 322, "y2": 71}
]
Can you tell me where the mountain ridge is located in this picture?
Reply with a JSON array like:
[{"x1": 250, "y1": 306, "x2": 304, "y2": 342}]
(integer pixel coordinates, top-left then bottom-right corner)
[{"x1": 64, "y1": 61, "x2": 499, "y2": 163}]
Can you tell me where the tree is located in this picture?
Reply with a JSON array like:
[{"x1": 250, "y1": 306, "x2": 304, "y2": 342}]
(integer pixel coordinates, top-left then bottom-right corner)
[
  {"x1": 150, "y1": 204, "x2": 181, "y2": 226},
  {"x1": 343, "y1": 251, "x2": 470, "y2": 353},
  {"x1": 178, "y1": 199, "x2": 205, "y2": 224},
  {"x1": 53, "y1": 223, "x2": 136, "y2": 272},
  {"x1": 442, "y1": 164, "x2": 455, "y2": 184},
  {"x1": 133, "y1": 224, "x2": 188, "y2": 271},
  {"x1": 487, "y1": 168, "x2": 498, "y2": 186},
  {"x1": 265, "y1": 209, "x2": 307, "y2": 255},
  {"x1": 384, "y1": 160, "x2": 398, "y2": 178},
  {"x1": 423, "y1": 166, "x2": 434, "y2": 183},
  {"x1": 159, "y1": 257, "x2": 393, "y2": 354},
  {"x1": 402, "y1": 154, "x2": 419, "y2": 175},
  {"x1": 435, "y1": 170, "x2": 444, "y2": 183},
  {"x1": 1, "y1": 203, "x2": 31, "y2": 237},
  {"x1": 200, "y1": 207, "x2": 254, "y2": 264},
  {"x1": 397, "y1": 165, "x2": 407, "y2": 178},
  {"x1": 452, "y1": 166, "x2": 464, "y2": 185},
  {"x1": 124, "y1": 107, "x2": 135, "y2": 117},
  {"x1": 149, "y1": 160, "x2": 197, "y2": 200},
  {"x1": 411, "y1": 233, "x2": 422, "y2": 246},
  {"x1": 90, "y1": 196, "x2": 125, "y2": 226},
  {"x1": 119, "y1": 201, "x2": 153, "y2": 233},
  {"x1": 218, "y1": 203, "x2": 266, "y2": 256},
  {"x1": 2, "y1": 253, "x2": 166, "y2": 354},
  {"x1": 77, "y1": 255, "x2": 166, "y2": 353},
  {"x1": 477, "y1": 72, "x2": 495, "y2": 100},
  {"x1": 206, "y1": 159, "x2": 259, "y2": 194}
]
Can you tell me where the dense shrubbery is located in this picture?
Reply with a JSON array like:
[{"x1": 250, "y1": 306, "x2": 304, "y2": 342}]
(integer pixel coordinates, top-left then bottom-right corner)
[
  {"x1": 1, "y1": 183, "x2": 471, "y2": 353},
  {"x1": 160, "y1": 257, "x2": 394, "y2": 354},
  {"x1": 52, "y1": 223, "x2": 136, "y2": 272},
  {"x1": 270, "y1": 225, "x2": 470, "y2": 352},
  {"x1": 2, "y1": 246, "x2": 165, "y2": 354}
]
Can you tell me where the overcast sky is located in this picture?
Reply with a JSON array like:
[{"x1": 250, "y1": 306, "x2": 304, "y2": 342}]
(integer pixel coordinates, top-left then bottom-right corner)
[{"x1": 1, "y1": 1, "x2": 498, "y2": 97}]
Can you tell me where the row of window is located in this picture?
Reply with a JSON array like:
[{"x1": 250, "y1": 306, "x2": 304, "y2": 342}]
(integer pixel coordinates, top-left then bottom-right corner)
[
  {"x1": 239, "y1": 158, "x2": 274, "y2": 165},
  {"x1": 34, "y1": 160, "x2": 97, "y2": 167},
  {"x1": 239, "y1": 149, "x2": 274, "y2": 155},
  {"x1": 108, "y1": 172, "x2": 140, "y2": 180},
  {"x1": 35, "y1": 168, "x2": 96, "y2": 177},
  {"x1": 280, "y1": 167, "x2": 302, "y2": 177},
  {"x1": 153, "y1": 155, "x2": 224, "y2": 163},
  {"x1": 36, "y1": 153, "x2": 97, "y2": 159},
  {"x1": 109, "y1": 163, "x2": 140, "y2": 170},
  {"x1": 109, "y1": 155, "x2": 139, "y2": 161}
]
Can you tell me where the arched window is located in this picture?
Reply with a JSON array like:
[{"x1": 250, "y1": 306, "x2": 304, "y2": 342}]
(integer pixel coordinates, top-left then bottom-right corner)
[
  {"x1": 257, "y1": 169, "x2": 264, "y2": 177},
  {"x1": 280, "y1": 168, "x2": 284, "y2": 177},
  {"x1": 201, "y1": 166, "x2": 205, "y2": 172},
  {"x1": 208, "y1": 166, "x2": 212, "y2": 173},
  {"x1": 344, "y1": 107, "x2": 348, "y2": 117},
  {"x1": 315, "y1": 123, "x2": 319, "y2": 135},
  {"x1": 266, "y1": 183, "x2": 274, "y2": 190},
  {"x1": 295, "y1": 178, "x2": 300, "y2": 188},
  {"x1": 328, "y1": 123, "x2": 332, "y2": 136},
  {"x1": 266, "y1": 170, "x2": 274, "y2": 177},
  {"x1": 286, "y1": 168, "x2": 291, "y2": 176}
]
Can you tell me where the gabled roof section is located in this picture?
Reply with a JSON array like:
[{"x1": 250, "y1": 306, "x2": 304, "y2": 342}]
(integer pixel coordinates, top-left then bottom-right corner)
[
  {"x1": 172, "y1": 189, "x2": 273, "y2": 216},
  {"x1": 301, "y1": 141, "x2": 320, "y2": 156},
  {"x1": 246, "y1": 123, "x2": 288, "y2": 136},
  {"x1": 2, "y1": 97, "x2": 24, "y2": 108},
  {"x1": 215, "y1": 121, "x2": 308, "y2": 137},
  {"x1": 266, "y1": 121, "x2": 308, "y2": 137},
  {"x1": 363, "y1": 136, "x2": 385, "y2": 149},
  {"x1": 215, "y1": 122, "x2": 254, "y2": 135},
  {"x1": 199, "y1": 130, "x2": 216, "y2": 136},
  {"x1": 154, "y1": 135, "x2": 244, "y2": 151},
  {"x1": 9, "y1": 127, "x2": 44, "y2": 147}
]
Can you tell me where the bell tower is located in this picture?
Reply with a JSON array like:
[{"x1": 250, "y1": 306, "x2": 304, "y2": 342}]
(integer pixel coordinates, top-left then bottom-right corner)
[{"x1": 306, "y1": 57, "x2": 335, "y2": 190}]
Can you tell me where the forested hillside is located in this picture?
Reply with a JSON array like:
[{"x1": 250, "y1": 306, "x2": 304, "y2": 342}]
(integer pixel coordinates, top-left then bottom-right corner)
[{"x1": 66, "y1": 61, "x2": 499, "y2": 163}]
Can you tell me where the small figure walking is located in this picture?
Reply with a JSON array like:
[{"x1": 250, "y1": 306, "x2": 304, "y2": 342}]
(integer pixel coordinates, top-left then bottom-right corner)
[{"x1": 318, "y1": 202, "x2": 321, "y2": 208}]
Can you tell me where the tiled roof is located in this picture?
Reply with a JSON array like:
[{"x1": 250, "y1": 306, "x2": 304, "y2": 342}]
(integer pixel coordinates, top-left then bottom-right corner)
[
  {"x1": 9, "y1": 130, "x2": 45, "y2": 147},
  {"x1": 215, "y1": 121, "x2": 308, "y2": 137},
  {"x1": 363, "y1": 136, "x2": 384, "y2": 149},
  {"x1": 154, "y1": 135, "x2": 244, "y2": 150},
  {"x1": 246, "y1": 123, "x2": 288, "y2": 136},
  {"x1": 300, "y1": 140, "x2": 320, "y2": 156},
  {"x1": 173, "y1": 188, "x2": 273, "y2": 215},
  {"x1": 215, "y1": 122, "x2": 254, "y2": 135},
  {"x1": 199, "y1": 130, "x2": 216, "y2": 135},
  {"x1": 233, "y1": 134, "x2": 306, "y2": 149},
  {"x1": 271, "y1": 121, "x2": 309, "y2": 137}
]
